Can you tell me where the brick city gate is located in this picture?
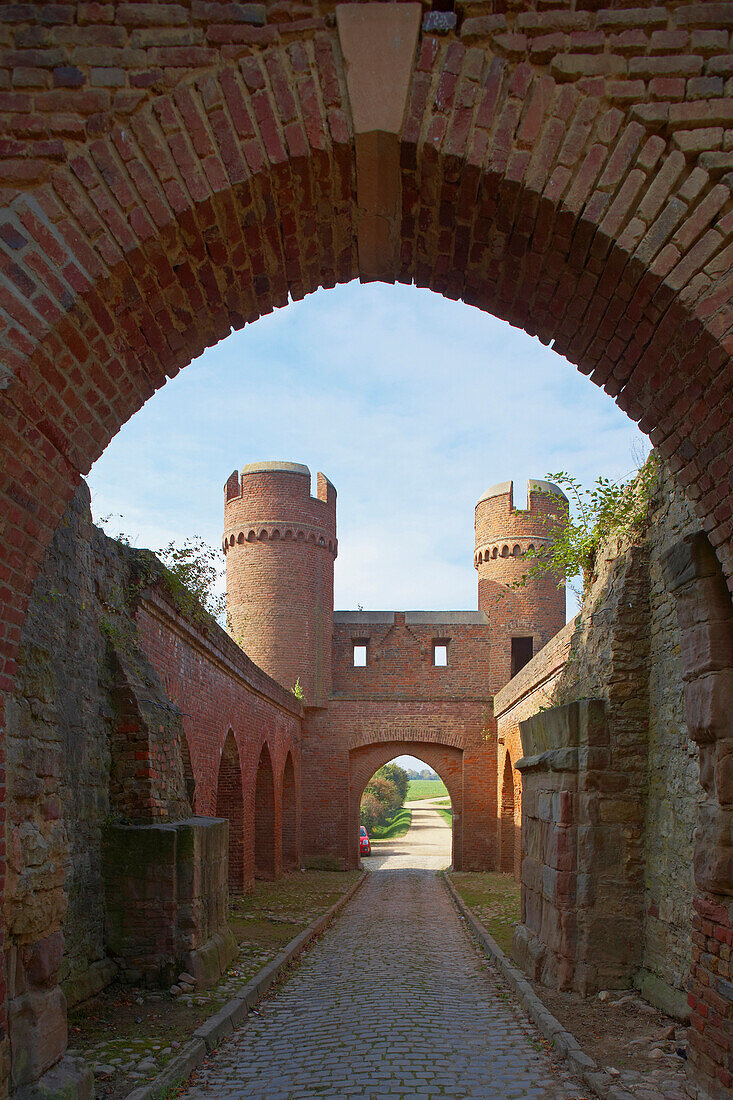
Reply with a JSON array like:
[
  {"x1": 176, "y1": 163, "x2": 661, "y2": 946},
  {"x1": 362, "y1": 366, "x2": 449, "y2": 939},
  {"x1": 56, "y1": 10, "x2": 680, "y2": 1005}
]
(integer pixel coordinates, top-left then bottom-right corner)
[{"x1": 1, "y1": 2, "x2": 733, "y2": 1095}]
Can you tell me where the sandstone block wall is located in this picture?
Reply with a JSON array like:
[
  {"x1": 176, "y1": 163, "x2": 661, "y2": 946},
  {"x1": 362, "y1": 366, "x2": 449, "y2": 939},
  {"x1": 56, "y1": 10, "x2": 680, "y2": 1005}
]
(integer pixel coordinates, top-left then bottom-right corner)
[
  {"x1": 103, "y1": 818, "x2": 236, "y2": 989},
  {"x1": 514, "y1": 698, "x2": 643, "y2": 994},
  {"x1": 497, "y1": 465, "x2": 703, "y2": 1018}
]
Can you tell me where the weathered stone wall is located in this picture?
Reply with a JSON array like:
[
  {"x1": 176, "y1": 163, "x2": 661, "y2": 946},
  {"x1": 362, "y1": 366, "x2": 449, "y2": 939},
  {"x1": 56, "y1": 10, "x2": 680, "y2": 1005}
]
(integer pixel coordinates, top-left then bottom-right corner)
[
  {"x1": 4, "y1": 483, "x2": 302, "y2": 1094},
  {"x1": 643, "y1": 468, "x2": 704, "y2": 1015},
  {"x1": 496, "y1": 463, "x2": 703, "y2": 1014},
  {"x1": 7, "y1": 486, "x2": 114, "y2": 1019}
]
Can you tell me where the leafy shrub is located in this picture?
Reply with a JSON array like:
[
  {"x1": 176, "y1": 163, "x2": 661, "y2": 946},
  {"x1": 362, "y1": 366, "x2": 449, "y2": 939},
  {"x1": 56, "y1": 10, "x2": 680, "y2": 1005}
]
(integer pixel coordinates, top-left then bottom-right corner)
[{"x1": 518, "y1": 454, "x2": 659, "y2": 595}]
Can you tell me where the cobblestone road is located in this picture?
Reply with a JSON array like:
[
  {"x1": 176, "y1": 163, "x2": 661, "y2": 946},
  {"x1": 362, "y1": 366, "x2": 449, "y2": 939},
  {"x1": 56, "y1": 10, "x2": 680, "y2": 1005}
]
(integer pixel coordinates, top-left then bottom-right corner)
[{"x1": 182, "y1": 813, "x2": 588, "y2": 1099}]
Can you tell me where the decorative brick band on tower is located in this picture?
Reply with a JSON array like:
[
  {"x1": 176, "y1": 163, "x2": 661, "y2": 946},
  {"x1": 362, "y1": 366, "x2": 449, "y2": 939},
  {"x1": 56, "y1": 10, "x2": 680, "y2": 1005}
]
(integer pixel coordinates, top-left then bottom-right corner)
[
  {"x1": 475, "y1": 480, "x2": 568, "y2": 672},
  {"x1": 224, "y1": 462, "x2": 337, "y2": 708}
]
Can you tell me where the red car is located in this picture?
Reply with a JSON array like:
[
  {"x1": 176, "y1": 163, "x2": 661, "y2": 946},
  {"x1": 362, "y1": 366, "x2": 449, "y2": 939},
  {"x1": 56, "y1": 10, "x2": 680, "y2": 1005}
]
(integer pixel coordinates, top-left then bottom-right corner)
[{"x1": 360, "y1": 826, "x2": 371, "y2": 856}]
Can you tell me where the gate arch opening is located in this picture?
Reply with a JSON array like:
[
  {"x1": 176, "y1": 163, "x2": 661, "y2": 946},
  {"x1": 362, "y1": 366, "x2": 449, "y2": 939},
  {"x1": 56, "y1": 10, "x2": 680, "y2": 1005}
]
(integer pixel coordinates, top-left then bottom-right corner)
[
  {"x1": 255, "y1": 743, "x2": 276, "y2": 881},
  {"x1": 216, "y1": 730, "x2": 245, "y2": 896},
  {"x1": 350, "y1": 742, "x2": 463, "y2": 870},
  {"x1": 359, "y1": 754, "x2": 454, "y2": 869}
]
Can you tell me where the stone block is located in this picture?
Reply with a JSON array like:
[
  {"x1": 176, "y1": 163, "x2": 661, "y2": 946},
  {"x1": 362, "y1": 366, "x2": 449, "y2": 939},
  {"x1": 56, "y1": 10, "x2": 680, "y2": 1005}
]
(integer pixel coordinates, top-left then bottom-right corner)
[
  {"x1": 104, "y1": 818, "x2": 236, "y2": 986},
  {"x1": 694, "y1": 803, "x2": 733, "y2": 895},
  {"x1": 9, "y1": 987, "x2": 67, "y2": 1088},
  {"x1": 684, "y1": 671, "x2": 733, "y2": 743},
  {"x1": 185, "y1": 939, "x2": 221, "y2": 989},
  {"x1": 13, "y1": 1054, "x2": 94, "y2": 1100},
  {"x1": 634, "y1": 967, "x2": 691, "y2": 1020},
  {"x1": 512, "y1": 922, "x2": 546, "y2": 982}
]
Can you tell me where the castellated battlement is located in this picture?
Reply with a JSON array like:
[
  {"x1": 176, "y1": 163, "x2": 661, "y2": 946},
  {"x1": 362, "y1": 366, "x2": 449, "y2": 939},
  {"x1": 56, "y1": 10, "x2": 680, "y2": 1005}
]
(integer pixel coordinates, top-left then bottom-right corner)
[
  {"x1": 474, "y1": 479, "x2": 568, "y2": 568},
  {"x1": 223, "y1": 462, "x2": 337, "y2": 558},
  {"x1": 474, "y1": 479, "x2": 568, "y2": 652}
]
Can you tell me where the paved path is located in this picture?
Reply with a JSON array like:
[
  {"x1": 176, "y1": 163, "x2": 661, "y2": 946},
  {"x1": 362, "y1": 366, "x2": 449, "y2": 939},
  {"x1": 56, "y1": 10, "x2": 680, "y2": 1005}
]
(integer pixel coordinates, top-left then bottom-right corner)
[
  {"x1": 369, "y1": 802, "x2": 452, "y2": 871},
  {"x1": 182, "y1": 810, "x2": 587, "y2": 1099}
]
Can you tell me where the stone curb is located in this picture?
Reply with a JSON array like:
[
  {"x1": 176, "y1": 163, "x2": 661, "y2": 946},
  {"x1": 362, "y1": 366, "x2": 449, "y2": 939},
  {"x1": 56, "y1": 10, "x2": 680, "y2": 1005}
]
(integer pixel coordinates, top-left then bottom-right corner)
[
  {"x1": 442, "y1": 873, "x2": 636, "y2": 1100},
  {"x1": 125, "y1": 871, "x2": 366, "y2": 1100}
]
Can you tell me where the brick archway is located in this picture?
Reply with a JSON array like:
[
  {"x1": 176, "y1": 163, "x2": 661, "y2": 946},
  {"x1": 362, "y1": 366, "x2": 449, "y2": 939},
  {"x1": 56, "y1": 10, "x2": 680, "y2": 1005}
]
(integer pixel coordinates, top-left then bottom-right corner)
[
  {"x1": 1, "y1": 5, "x2": 733, "y2": 1093},
  {"x1": 350, "y1": 741, "x2": 463, "y2": 870},
  {"x1": 281, "y1": 752, "x2": 298, "y2": 873},
  {"x1": 254, "y1": 743, "x2": 276, "y2": 881},
  {"x1": 216, "y1": 729, "x2": 245, "y2": 896},
  {"x1": 500, "y1": 753, "x2": 517, "y2": 877}
]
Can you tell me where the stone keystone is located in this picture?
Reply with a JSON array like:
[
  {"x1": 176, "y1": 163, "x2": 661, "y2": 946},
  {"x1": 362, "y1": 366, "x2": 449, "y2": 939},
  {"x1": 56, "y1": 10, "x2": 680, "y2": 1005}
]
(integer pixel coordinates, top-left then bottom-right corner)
[{"x1": 336, "y1": 3, "x2": 421, "y2": 283}]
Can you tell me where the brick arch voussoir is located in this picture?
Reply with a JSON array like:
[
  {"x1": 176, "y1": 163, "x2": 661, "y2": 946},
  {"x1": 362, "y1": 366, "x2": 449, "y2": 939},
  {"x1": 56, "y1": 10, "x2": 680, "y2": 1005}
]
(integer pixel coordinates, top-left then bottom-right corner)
[
  {"x1": 401, "y1": 39, "x2": 733, "y2": 575},
  {"x1": 0, "y1": 45, "x2": 358, "y2": 695},
  {"x1": 347, "y1": 726, "x2": 467, "y2": 754}
]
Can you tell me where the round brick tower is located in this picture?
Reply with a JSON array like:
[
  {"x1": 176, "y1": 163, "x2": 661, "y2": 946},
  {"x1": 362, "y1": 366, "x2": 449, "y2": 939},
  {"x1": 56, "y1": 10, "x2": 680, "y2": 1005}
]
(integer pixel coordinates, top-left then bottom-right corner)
[
  {"x1": 223, "y1": 461, "x2": 337, "y2": 708},
  {"x1": 475, "y1": 479, "x2": 568, "y2": 672}
]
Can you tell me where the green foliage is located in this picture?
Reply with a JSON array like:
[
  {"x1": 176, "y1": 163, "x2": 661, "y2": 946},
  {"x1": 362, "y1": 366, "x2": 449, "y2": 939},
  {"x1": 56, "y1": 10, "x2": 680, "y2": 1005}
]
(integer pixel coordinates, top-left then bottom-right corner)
[
  {"x1": 360, "y1": 762, "x2": 410, "y2": 832},
  {"x1": 156, "y1": 536, "x2": 226, "y2": 624},
  {"x1": 518, "y1": 454, "x2": 659, "y2": 593},
  {"x1": 377, "y1": 761, "x2": 410, "y2": 804},
  {"x1": 291, "y1": 677, "x2": 304, "y2": 702}
]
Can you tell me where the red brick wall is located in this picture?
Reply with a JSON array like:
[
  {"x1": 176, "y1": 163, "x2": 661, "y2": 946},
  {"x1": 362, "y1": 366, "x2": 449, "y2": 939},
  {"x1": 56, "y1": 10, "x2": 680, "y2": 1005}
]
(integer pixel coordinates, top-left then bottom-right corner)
[
  {"x1": 135, "y1": 591, "x2": 302, "y2": 892},
  {"x1": 494, "y1": 620, "x2": 576, "y2": 880},
  {"x1": 332, "y1": 612, "x2": 494, "y2": 697},
  {"x1": 215, "y1": 730, "x2": 245, "y2": 895},
  {"x1": 281, "y1": 752, "x2": 298, "y2": 872},
  {"x1": 254, "y1": 743, "x2": 276, "y2": 880},
  {"x1": 224, "y1": 463, "x2": 336, "y2": 707}
]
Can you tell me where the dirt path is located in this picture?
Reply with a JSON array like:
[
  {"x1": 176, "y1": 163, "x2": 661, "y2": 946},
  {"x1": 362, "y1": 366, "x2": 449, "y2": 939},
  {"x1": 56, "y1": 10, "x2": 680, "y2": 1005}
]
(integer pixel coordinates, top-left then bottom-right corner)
[{"x1": 368, "y1": 803, "x2": 452, "y2": 871}]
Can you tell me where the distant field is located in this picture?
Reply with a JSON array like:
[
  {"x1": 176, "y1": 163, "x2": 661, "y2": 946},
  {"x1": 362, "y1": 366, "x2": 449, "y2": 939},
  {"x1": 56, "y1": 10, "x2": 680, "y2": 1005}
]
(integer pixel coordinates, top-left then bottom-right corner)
[{"x1": 407, "y1": 778, "x2": 448, "y2": 801}]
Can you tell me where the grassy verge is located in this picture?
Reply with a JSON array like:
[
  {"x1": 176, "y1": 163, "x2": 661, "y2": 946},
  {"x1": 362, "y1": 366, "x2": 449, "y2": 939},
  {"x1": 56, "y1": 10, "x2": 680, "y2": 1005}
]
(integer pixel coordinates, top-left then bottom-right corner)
[
  {"x1": 449, "y1": 871, "x2": 520, "y2": 955},
  {"x1": 435, "y1": 807, "x2": 452, "y2": 826},
  {"x1": 69, "y1": 871, "x2": 360, "y2": 1099},
  {"x1": 407, "y1": 778, "x2": 448, "y2": 800},
  {"x1": 370, "y1": 806, "x2": 412, "y2": 839}
]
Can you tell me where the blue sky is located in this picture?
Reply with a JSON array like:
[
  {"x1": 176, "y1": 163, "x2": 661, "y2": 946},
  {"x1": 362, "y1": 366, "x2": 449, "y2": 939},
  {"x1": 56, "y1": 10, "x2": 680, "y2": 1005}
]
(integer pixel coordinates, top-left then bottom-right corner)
[{"x1": 88, "y1": 280, "x2": 649, "y2": 621}]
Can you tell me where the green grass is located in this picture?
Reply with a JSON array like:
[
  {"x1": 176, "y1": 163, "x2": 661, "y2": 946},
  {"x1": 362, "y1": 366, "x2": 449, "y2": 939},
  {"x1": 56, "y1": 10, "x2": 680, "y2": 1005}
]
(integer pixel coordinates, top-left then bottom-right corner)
[
  {"x1": 407, "y1": 778, "x2": 448, "y2": 801},
  {"x1": 435, "y1": 807, "x2": 452, "y2": 826},
  {"x1": 370, "y1": 806, "x2": 412, "y2": 839},
  {"x1": 449, "y1": 871, "x2": 521, "y2": 955}
]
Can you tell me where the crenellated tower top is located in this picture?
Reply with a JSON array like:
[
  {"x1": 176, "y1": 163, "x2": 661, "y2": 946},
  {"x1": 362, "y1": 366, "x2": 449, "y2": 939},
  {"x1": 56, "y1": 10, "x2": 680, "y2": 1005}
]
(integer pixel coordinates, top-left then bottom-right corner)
[
  {"x1": 223, "y1": 462, "x2": 337, "y2": 708},
  {"x1": 474, "y1": 479, "x2": 568, "y2": 654}
]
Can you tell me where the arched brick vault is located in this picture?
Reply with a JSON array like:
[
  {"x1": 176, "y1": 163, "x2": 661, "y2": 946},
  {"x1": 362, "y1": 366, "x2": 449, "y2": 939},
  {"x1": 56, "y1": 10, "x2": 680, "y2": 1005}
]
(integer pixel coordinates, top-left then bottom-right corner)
[
  {"x1": 350, "y1": 741, "x2": 464, "y2": 869},
  {"x1": 0, "y1": 0, "x2": 732, "y2": 1059},
  {"x1": 1, "y1": 2, "x2": 733, "y2": 704}
]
